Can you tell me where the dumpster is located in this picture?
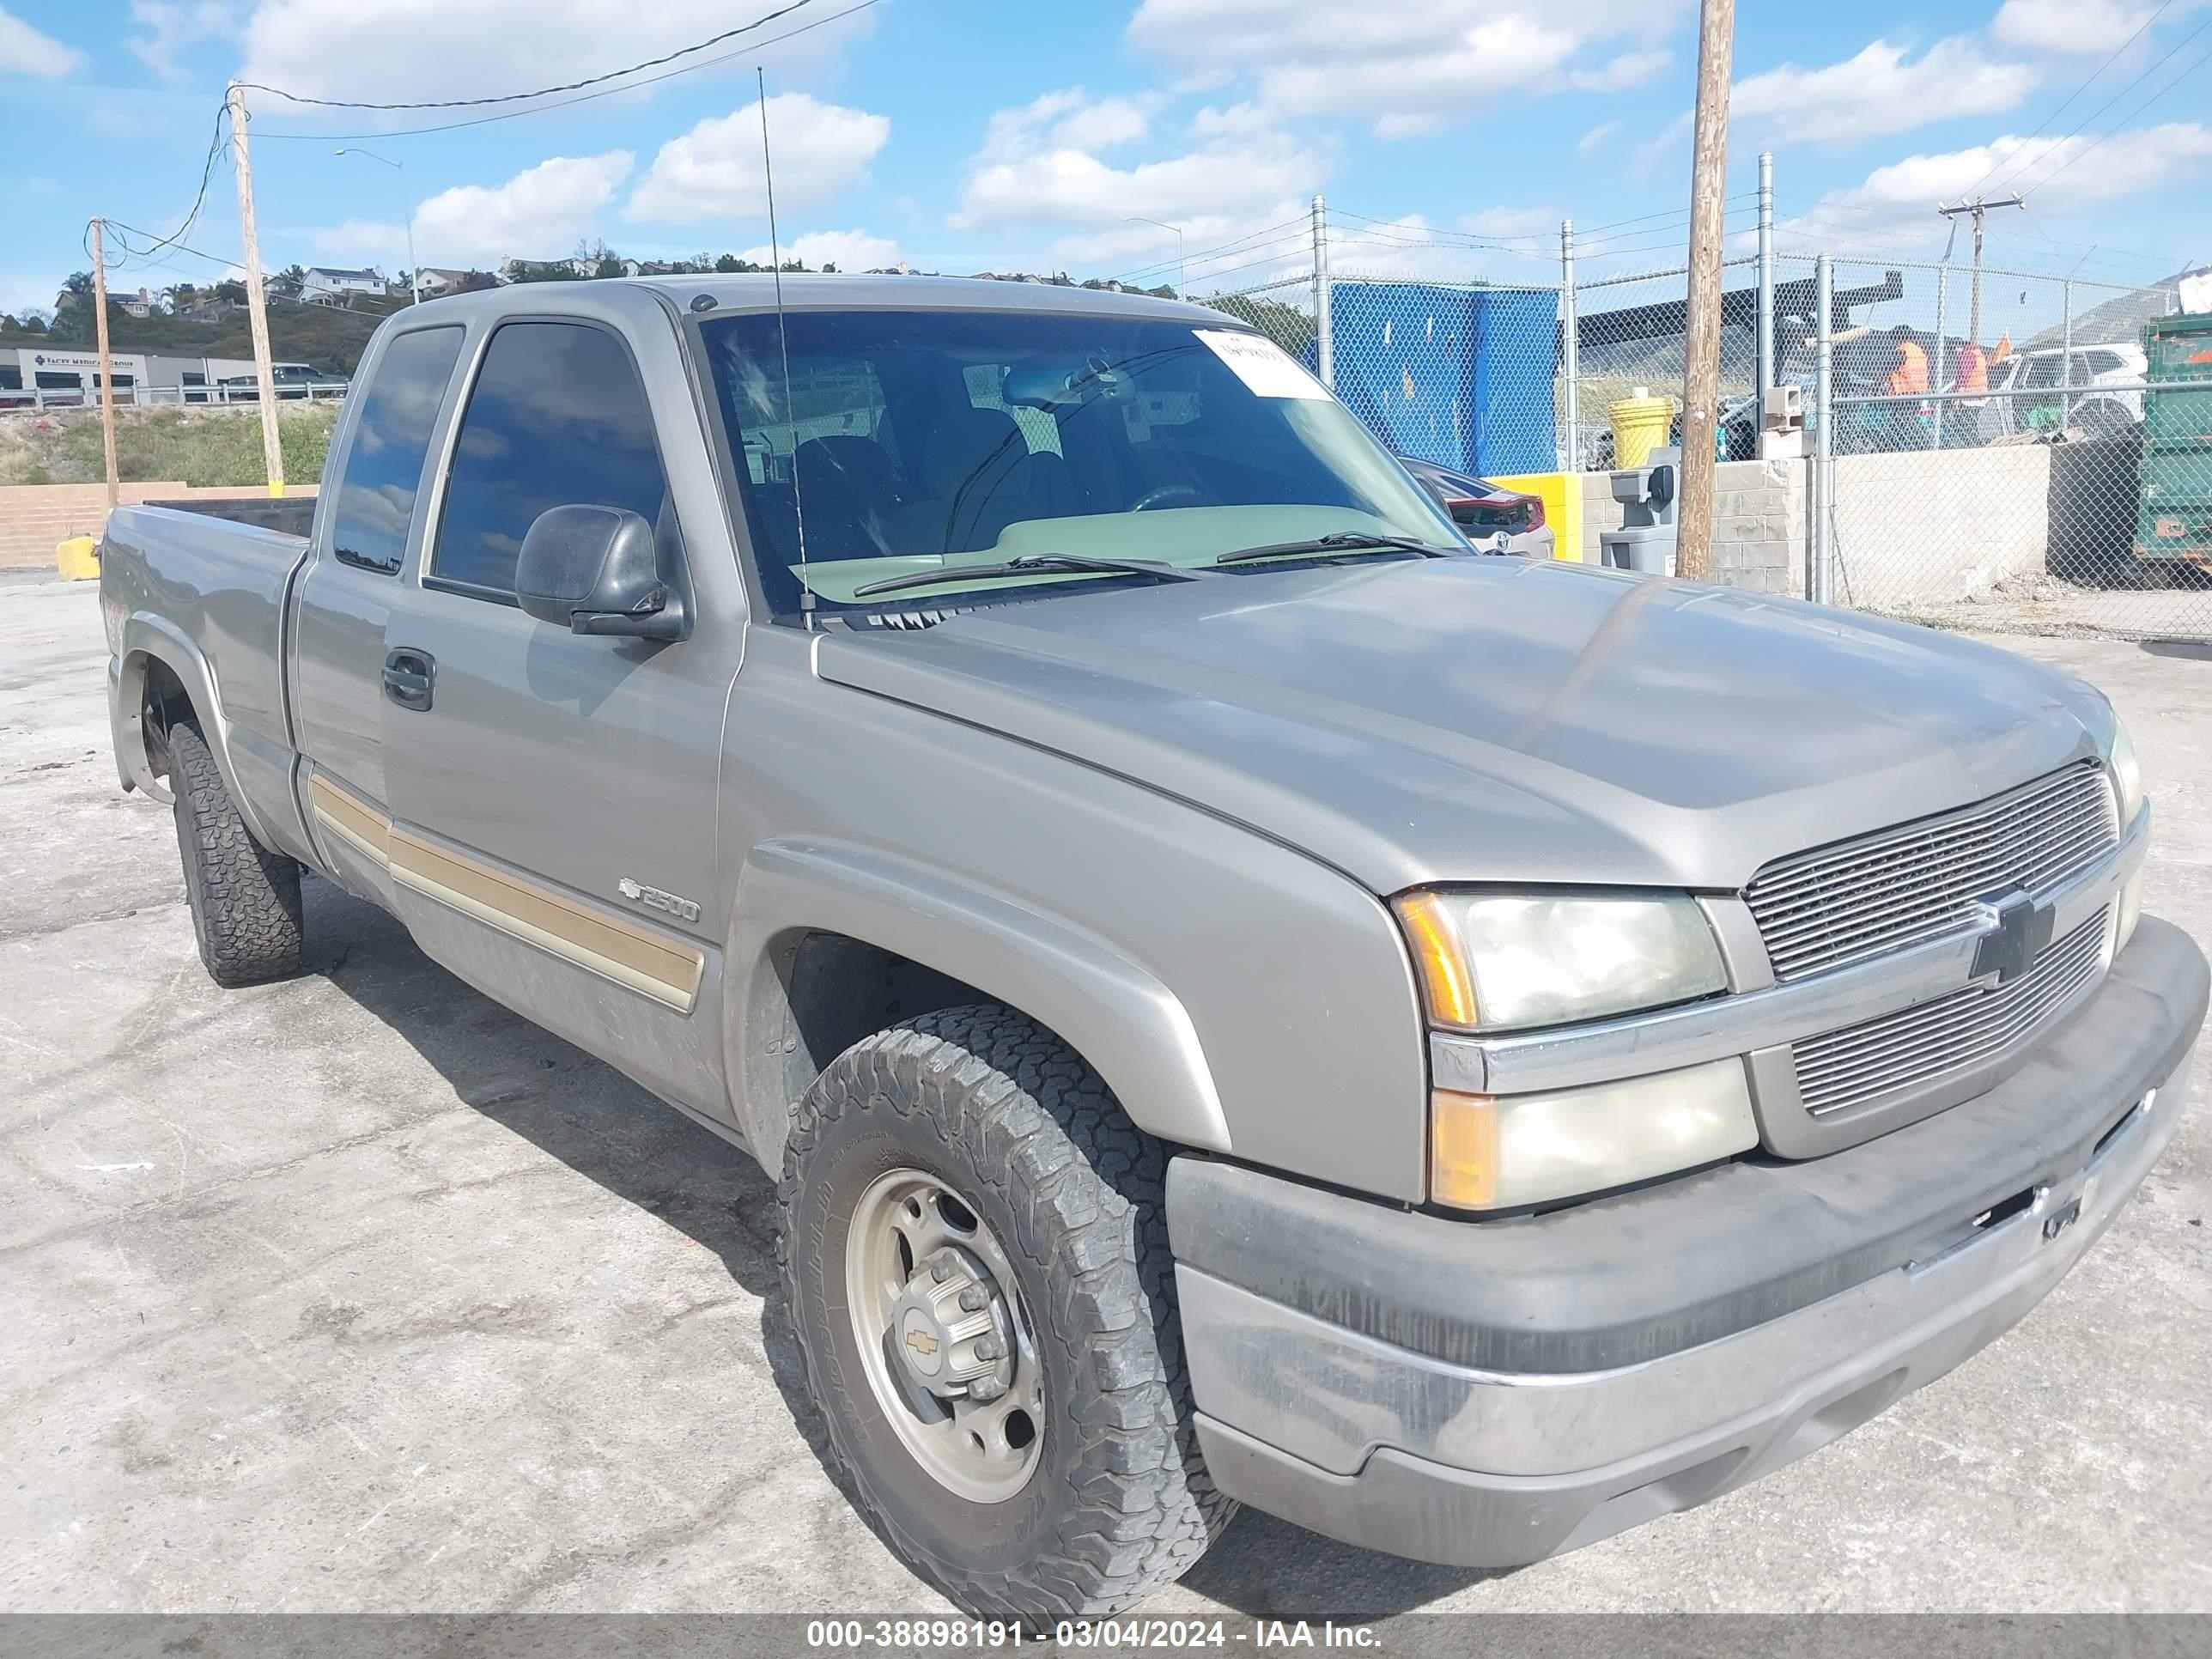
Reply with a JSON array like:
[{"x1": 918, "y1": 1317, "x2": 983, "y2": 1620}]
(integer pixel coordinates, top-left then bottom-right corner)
[{"x1": 2135, "y1": 311, "x2": 2212, "y2": 573}]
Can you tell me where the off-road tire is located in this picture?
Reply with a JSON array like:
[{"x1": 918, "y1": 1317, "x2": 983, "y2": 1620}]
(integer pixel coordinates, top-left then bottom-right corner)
[
  {"x1": 170, "y1": 720, "x2": 303, "y2": 986},
  {"x1": 779, "y1": 1004, "x2": 1234, "y2": 1622}
]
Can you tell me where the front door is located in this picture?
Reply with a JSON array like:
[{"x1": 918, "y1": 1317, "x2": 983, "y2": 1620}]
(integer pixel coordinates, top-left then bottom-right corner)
[{"x1": 378, "y1": 314, "x2": 740, "y2": 1108}]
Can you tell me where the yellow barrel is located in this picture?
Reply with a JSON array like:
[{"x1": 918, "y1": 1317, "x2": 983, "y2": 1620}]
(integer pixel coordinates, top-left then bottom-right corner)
[
  {"x1": 1608, "y1": 387, "x2": 1674, "y2": 471},
  {"x1": 56, "y1": 536, "x2": 100, "y2": 581}
]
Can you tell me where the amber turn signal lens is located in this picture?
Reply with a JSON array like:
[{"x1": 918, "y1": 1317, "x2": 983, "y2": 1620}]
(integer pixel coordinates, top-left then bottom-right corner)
[
  {"x1": 1395, "y1": 890, "x2": 1480, "y2": 1028},
  {"x1": 1429, "y1": 1089, "x2": 1498, "y2": 1209}
]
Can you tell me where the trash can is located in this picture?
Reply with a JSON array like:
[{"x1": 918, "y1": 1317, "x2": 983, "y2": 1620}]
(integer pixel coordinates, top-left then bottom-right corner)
[
  {"x1": 1608, "y1": 386, "x2": 1674, "y2": 471},
  {"x1": 1600, "y1": 447, "x2": 1679, "y2": 576}
]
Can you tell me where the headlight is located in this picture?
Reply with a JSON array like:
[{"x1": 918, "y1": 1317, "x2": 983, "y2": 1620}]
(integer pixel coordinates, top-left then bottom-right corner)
[
  {"x1": 1431, "y1": 1059, "x2": 1758, "y2": 1211},
  {"x1": 1394, "y1": 889, "x2": 1727, "y2": 1031},
  {"x1": 2108, "y1": 715, "x2": 2143, "y2": 825}
]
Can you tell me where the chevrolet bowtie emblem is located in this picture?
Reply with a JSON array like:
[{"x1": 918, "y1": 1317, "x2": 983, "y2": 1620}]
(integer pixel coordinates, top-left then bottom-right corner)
[
  {"x1": 904, "y1": 1329, "x2": 940, "y2": 1357},
  {"x1": 1972, "y1": 889, "x2": 2056, "y2": 986}
]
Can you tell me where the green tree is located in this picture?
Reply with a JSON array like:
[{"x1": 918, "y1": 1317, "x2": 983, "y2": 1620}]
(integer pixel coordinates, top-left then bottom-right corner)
[
  {"x1": 21, "y1": 313, "x2": 47, "y2": 335},
  {"x1": 714, "y1": 252, "x2": 743, "y2": 273},
  {"x1": 214, "y1": 279, "x2": 246, "y2": 304},
  {"x1": 59, "y1": 271, "x2": 94, "y2": 307},
  {"x1": 271, "y1": 264, "x2": 308, "y2": 301}
]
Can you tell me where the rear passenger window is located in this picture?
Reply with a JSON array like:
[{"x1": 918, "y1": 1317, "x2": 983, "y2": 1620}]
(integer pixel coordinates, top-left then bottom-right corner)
[
  {"x1": 431, "y1": 321, "x2": 669, "y2": 595},
  {"x1": 330, "y1": 326, "x2": 464, "y2": 574}
]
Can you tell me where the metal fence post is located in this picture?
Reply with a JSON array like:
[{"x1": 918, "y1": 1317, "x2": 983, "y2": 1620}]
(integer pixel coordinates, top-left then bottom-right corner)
[
  {"x1": 1756, "y1": 152, "x2": 1773, "y2": 448},
  {"x1": 1932, "y1": 263, "x2": 1948, "y2": 450},
  {"x1": 1311, "y1": 195, "x2": 1334, "y2": 392},
  {"x1": 1812, "y1": 252, "x2": 1834, "y2": 605},
  {"x1": 1560, "y1": 217, "x2": 1580, "y2": 471},
  {"x1": 2060, "y1": 278, "x2": 2074, "y2": 429}
]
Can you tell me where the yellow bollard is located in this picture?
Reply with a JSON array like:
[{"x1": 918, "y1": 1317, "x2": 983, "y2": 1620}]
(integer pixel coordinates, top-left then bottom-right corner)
[
  {"x1": 56, "y1": 535, "x2": 100, "y2": 581},
  {"x1": 1607, "y1": 387, "x2": 1674, "y2": 471}
]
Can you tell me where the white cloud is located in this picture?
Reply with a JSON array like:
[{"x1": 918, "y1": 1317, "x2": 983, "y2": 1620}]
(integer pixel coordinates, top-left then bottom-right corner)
[
  {"x1": 0, "y1": 5, "x2": 86, "y2": 77},
  {"x1": 312, "y1": 218, "x2": 407, "y2": 262},
  {"x1": 237, "y1": 0, "x2": 872, "y2": 106},
  {"x1": 128, "y1": 1, "x2": 240, "y2": 79},
  {"x1": 1779, "y1": 123, "x2": 2212, "y2": 250},
  {"x1": 626, "y1": 94, "x2": 888, "y2": 226},
  {"x1": 411, "y1": 152, "x2": 634, "y2": 268},
  {"x1": 1458, "y1": 205, "x2": 1558, "y2": 240},
  {"x1": 1578, "y1": 118, "x2": 1623, "y2": 155},
  {"x1": 1991, "y1": 0, "x2": 2159, "y2": 57},
  {"x1": 1326, "y1": 213, "x2": 1556, "y2": 283},
  {"x1": 1732, "y1": 37, "x2": 2039, "y2": 147},
  {"x1": 1127, "y1": 0, "x2": 1687, "y2": 134},
  {"x1": 1570, "y1": 48, "x2": 1669, "y2": 92},
  {"x1": 736, "y1": 229, "x2": 903, "y2": 271},
  {"x1": 952, "y1": 87, "x2": 1323, "y2": 234}
]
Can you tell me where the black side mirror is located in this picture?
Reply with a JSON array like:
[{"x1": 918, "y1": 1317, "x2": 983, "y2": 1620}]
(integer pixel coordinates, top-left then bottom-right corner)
[{"x1": 514, "y1": 503, "x2": 689, "y2": 641}]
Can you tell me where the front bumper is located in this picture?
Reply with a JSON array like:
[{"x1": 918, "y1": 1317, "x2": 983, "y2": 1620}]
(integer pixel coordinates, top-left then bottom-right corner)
[{"x1": 1168, "y1": 915, "x2": 2207, "y2": 1568}]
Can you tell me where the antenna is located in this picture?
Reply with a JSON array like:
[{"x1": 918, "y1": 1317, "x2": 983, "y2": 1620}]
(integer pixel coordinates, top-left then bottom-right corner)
[{"x1": 758, "y1": 67, "x2": 813, "y2": 626}]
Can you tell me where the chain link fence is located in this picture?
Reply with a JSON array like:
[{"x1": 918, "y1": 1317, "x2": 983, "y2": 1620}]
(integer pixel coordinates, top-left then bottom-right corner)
[
  {"x1": 1173, "y1": 203, "x2": 2211, "y2": 640},
  {"x1": 1816, "y1": 258, "x2": 2212, "y2": 641}
]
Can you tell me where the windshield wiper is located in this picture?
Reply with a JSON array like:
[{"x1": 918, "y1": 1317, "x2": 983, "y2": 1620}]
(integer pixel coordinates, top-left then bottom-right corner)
[
  {"x1": 1212, "y1": 531, "x2": 1462, "y2": 567},
  {"x1": 849, "y1": 554, "x2": 1207, "y2": 599}
]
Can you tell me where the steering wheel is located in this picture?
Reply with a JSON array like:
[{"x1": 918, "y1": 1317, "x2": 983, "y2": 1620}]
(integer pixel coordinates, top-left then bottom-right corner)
[{"x1": 1128, "y1": 483, "x2": 1204, "y2": 512}]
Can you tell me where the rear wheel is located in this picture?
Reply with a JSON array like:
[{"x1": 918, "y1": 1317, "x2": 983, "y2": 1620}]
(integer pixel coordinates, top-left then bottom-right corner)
[
  {"x1": 169, "y1": 720, "x2": 304, "y2": 986},
  {"x1": 779, "y1": 1005, "x2": 1231, "y2": 1621}
]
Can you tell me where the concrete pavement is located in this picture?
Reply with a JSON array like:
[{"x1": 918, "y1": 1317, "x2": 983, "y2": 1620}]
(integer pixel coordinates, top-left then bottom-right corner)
[{"x1": 3, "y1": 578, "x2": 2208, "y2": 1616}]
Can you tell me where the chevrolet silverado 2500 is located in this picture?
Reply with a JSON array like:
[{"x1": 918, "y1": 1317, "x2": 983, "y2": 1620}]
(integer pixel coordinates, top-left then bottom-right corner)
[{"x1": 99, "y1": 277, "x2": 2207, "y2": 1620}]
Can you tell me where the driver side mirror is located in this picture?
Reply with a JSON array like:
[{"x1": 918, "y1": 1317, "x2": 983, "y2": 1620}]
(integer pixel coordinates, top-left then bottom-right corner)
[{"x1": 514, "y1": 503, "x2": 689, "y2": 641}]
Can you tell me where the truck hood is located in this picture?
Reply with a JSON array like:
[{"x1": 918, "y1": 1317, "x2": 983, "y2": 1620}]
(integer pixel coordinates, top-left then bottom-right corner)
[{"x1": 815, "y1": 558, "x2": 2106, "y2": 894}]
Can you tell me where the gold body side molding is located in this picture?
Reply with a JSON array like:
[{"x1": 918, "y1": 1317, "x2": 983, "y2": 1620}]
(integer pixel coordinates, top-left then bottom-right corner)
[{"x1": 305, "y1": 771, "x2": 704, "y2": 1014}]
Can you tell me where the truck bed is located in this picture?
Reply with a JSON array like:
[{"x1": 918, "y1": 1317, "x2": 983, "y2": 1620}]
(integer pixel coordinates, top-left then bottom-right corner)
[{"x1": 140, "y1": 496, "x2": 317, "y2": 540}]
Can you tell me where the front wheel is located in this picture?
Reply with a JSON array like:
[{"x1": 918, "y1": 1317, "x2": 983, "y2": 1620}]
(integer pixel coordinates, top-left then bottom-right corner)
[{"x1": 778, "y1": 1006, "x2": 1231, "y2": 1621}]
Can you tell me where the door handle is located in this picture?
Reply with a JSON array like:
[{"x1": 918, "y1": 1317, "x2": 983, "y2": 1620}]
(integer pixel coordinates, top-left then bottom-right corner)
[{"x1": 383, "y1": 647, "x2": 435, "y2": 711}]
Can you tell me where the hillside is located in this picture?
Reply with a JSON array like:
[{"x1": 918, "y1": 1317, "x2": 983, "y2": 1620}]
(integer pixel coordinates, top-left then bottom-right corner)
[
  {"x1": 40, "y1": 302, "x2": 385, "y2": 377},
  {"x1": 0, "y1": 403, "x2": 337, "y2": 488}
]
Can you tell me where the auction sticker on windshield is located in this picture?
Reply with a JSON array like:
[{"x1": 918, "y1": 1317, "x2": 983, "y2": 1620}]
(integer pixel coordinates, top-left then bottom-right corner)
[{"x1": 1194, "y1": 328, "x2": 1328, "y2": 399}]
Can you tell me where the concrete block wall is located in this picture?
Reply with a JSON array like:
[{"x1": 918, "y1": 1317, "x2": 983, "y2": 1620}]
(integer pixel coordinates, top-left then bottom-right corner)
[
  {"x1": 0, "y1": 483, "x2": 318, "y2": 571},
  {"x1": 1578, "y1": 458, "x2": 1808, "y2": 599}
]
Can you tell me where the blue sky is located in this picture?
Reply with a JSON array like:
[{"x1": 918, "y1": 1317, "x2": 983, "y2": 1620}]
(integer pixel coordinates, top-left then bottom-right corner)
[{"x1": 3, "y1": 0, "x2": 2208, "y2": 319}]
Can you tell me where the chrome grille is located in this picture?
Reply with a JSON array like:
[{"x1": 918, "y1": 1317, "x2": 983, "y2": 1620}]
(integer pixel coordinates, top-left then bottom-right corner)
[
  {"x1": 1746, "y1": 762, "x2": 2118, "y2": 983},
  {"x1": 1791, "y1": 910, "x2": 2108, "y2": 1117}
]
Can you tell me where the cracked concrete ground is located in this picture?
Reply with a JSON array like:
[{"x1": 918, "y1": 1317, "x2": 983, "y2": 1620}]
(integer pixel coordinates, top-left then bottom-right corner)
[{"x1": 2, "y1": 577, "x2": 2209, "y2": 1617}]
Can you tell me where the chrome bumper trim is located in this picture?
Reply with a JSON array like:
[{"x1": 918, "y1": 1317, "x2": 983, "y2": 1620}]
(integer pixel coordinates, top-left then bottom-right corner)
[{"x1": 1431, "y1": 805, "x2": 2148, "y2": 1097}]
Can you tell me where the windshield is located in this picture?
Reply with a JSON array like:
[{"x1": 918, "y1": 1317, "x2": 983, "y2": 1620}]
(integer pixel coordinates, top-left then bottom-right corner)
[{"x1": 697, "y1": 307, "x2": 1460, "y2": 617}]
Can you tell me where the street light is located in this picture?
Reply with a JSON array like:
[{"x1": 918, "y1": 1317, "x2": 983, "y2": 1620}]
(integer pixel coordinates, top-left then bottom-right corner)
[
  {"x1": 1122, "y1": 216, "x2": 1184, "y2": 295},
  {"x1": 334, "y1": 148, "x2": 421, "y2": 307}
]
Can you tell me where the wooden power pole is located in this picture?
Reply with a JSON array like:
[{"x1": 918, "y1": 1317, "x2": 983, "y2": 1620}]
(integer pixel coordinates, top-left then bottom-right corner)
[
  {"x1": 1675, "y1": 0, "x2": 1735, "y2": 580},
  {"x1": 226, "y1": 82, "x2": 286, "y2": 497},
  {"x1": 1937, "y1": 194, "x2": 2024, "y2": 348},
  {"x1": 89, "y1": 218, "x2": 121, "y2": 511}
]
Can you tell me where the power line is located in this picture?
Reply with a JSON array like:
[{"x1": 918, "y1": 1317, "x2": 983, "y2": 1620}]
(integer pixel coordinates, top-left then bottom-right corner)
[
  {"x1": 256, "y1": 0, "x2": 879, "y2": 142},
  {"x1": 1951, "y1": 0, "x2": 2173, "y2": 204},
  {"x1": 236, "y1": 0, "x2": 822, "y2": 110},
  {"x1": 1984, "y1": 13, "x2": 2212, "y2": 198},
  {"x1": 2004, "y1": 32, "x2": 2212, "y2": 199}
]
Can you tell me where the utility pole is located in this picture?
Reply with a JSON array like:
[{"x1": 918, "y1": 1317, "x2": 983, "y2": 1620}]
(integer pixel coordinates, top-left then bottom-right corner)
[
  {"x1": 89, "y1": 218, "x2": 121, "y2": 511},
  {"x1": 1755, "y1": 151, "x2": 1774, "y2": 448},
  {"x1": 1937, "y1": 194, "x2": 2023, "y2": 348},
  {"x1": 1311, "y1": 194, "x2": 1334, "y2": 391},
  {"x1": 227, "y1": 82, "x2": 285, "y2": 497},
  {"x1": 1559, "y1": 217, "x2": 1579, "y2": 471},
  {"x1": 1675, "y1": 0, "x2": 1735, "y2": 580}
]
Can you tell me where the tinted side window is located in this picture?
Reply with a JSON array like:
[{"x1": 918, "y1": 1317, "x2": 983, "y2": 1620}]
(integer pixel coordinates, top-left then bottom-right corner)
[
  {"x1": 330, "y1": 326, "x2": 464, "y2": 574},
  {"x1": 432, "y1": 321, "x2": 668, "y2": 594}
]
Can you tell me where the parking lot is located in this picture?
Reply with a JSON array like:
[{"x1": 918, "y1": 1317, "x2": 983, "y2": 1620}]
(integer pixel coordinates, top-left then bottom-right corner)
[{"x1": 3, "y1": 573, "x2": 2209, "y2": 1619}]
